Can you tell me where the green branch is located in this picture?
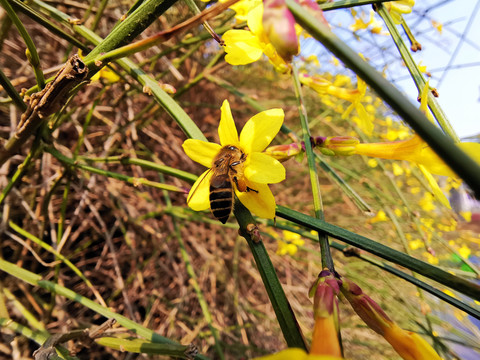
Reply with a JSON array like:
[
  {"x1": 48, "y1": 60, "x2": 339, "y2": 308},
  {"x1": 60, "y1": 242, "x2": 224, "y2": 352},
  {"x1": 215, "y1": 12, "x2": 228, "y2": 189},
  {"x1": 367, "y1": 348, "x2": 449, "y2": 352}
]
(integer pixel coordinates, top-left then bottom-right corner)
[{"x1": 276, "y1": 206, "x2": 480, "y2": 301}]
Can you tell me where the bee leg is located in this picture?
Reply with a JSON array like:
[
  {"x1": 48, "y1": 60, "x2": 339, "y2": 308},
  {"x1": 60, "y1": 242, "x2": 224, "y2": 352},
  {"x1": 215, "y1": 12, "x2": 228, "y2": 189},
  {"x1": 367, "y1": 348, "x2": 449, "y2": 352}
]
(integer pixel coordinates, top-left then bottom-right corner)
[{"x1": 246, "y1": 186, "x2": 258, "y2": 193}]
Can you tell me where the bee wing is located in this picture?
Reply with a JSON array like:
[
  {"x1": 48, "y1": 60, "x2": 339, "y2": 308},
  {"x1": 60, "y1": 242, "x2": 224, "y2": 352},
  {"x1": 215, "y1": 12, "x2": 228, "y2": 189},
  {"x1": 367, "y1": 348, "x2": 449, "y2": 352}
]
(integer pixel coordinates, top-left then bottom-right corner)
[{"x1": 187, "y1": 168, "x2": 213, "y2": 210}]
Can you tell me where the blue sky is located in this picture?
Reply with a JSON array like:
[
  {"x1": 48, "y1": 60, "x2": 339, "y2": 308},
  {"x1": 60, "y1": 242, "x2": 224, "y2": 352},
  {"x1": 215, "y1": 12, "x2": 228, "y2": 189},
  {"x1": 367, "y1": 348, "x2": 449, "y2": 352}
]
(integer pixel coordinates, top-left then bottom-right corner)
[{"x1": 305, "y1": 0, "x2": 480, "y2": 139}]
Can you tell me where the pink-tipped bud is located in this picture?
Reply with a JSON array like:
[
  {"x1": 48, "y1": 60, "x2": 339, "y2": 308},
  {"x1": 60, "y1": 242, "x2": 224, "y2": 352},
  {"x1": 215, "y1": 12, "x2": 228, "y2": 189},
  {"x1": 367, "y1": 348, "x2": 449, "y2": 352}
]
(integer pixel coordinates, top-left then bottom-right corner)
[
  {"x1": 340, "y1": 277, "x2": 392, "y2": 335},
  {"x1": 309, "y1": 270, "x2": 342, "y2": 357},
  {"x1": 263, "y1": 0, "x2": 299, "y2": 63},
  {"x1": 317, "y1": 136, "x2": 360, "y2": 156},
  {"x1": 311, "y1": 270, "x2": 341, "y2": 318},
  {"x1": 264, "y1": 143, "x2": 302, "y2": 162},
  {"x1": 340, "y1": 277, "x2": 442, "y2": 360}
]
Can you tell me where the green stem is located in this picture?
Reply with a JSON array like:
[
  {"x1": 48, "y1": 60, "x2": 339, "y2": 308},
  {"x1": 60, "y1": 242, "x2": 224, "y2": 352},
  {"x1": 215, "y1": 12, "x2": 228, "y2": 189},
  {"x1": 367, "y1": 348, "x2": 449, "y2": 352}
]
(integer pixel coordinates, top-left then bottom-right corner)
[
  {"x1": 0, "y1": 259, "x2": 210, "y2": 360},
  {"x1": 9, "y1": 0, "x2": 88, "y2": 51},
  {"x1": 174, "y1": 51, "x2": 224, "y2": 98},
  {"x1": 318, "y1": 0, "x2": 390, "y2": 11},
  {"x1": 286, "y1": 0, "x2": 480, "y2": 197},
  {"x1": 91, "y1": 0, "x2": 109, "y2": 31},
  {"x1": 80, "y1": 155, "x2": 196, "y2": 183},
  {"x1": 0, "y1": 67, "x2": 26, "y2": 110},
  {"x1": 292, "y1": 66, "x2": 334, "y2": 272},
  {"x1": 45, "y1": 147, "x2": 185, "y2": 193},
  {"x1": 276, "y1": 205, "x2": 480, "y2": 301},
  {"x1": 234, "y1": 202, "x2": 307, "y2": 350},
  {"x1": 0, "y1": 138, "x2": 40, "y2": 206},
  {"x1": 96, "y1": 337, "x2": 194, "y2": 358},
  {"x1": 8, "y1": 221, "x2": 107, "y2": 307},
  {"x1": 271, "y1": 221, "x2": 480, "y2": 320},
  {"x1": 376, "y1": 4, "x2": 459, "y2": 142},
  {"x1": 400, "y1": 18, "x2": 422, "y2": 52},
  {"x1": 84, "y1": 0, "x2": 179, "y2": 62},
  {"x1": 183, "y1": 0, "x2": 222, "y2": 43},
  {"x1": 0, "y1": 0, "x2": 45, "y2": 88}
]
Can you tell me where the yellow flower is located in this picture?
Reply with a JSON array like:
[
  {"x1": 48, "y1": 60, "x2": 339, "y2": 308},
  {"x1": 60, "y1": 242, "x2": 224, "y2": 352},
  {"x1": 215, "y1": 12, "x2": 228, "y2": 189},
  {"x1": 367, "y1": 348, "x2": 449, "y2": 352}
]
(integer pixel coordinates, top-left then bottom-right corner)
[
  {"x1": 409, "y1": 239, "x2": 424, "y2": 250},
  {"x1": 276, "y1": 230, "x2": 305, "y2": 256},
  {"x1": 222, "y1": 3, "x2": 293, "y2": 73},
  {"x1": 367, "y1": 158, "x2": 378, "y2": 168},
  {"x1": 424, "y1": 252, "x2": 439, "y2": 265},
  {"x1": 349, "y1": 10, "x2": 385, "y2": 35},
  {"x1": 458, "y1": 245, "x2": 471, "y2": 259},
  {"x1": 300, "y1": 73, "x2": 373, "y2": 135},
  {"x1": 385, "y1": 0, "x2": 415, "y2": 24},
  {"x1": 418, "y1": 192, "x2": 436, "y2": 212},
  {"x1": 367, "y1": 210, "x2": 388, "y2": 224},
  {"x1": 392, "y1": 162, "x2": 404, "y2": 176},
  {"x1": 431, "y1": 20, "x2": 443, "y2": 34},
  {"x1": 182, "y1": 100, "x2": 286, "y2": 220},
  {"x1": 227, "y1": 0, "x2": 260, "y2": 21},
  {"x1": 254, "y1": 348, "x2": 342, "y2": 360},
  {"x1": 349, "y1": 10, "x2": 370, "y2": 32},
  {"x1": 353, "y1": 135, "x2": 480, "y2": 178}
]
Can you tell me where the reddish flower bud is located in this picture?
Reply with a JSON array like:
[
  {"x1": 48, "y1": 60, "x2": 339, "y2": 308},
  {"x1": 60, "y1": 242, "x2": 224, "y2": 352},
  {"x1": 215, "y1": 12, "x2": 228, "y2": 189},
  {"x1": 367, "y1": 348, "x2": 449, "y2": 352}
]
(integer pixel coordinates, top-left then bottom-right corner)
[
  {"x1": 262, "y1": 0, "x2": 299, "y2": 63},
  {"x1": 309, "y1": 270, "x2": 342, "y2": 357},
  {"x1": 341, "y1": 278, "x2": 442, "y2": 360},
  {"x1": 264, "y1": 143, "x2": 302, "y2": 162}
]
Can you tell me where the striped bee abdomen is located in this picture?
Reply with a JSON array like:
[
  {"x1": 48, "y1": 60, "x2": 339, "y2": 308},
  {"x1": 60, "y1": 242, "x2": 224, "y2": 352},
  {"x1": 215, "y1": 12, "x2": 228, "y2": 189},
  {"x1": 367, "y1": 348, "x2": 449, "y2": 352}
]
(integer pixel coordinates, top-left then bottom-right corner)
[{"x1": 210, "y1": 174, "x2": 233, "y2": 224}]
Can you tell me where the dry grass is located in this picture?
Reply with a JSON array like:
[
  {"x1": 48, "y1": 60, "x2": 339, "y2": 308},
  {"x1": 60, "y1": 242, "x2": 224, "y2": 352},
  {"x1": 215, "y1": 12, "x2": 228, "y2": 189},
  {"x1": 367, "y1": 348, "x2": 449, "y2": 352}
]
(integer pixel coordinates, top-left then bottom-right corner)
[{"x1": 0, "y1": 2, "x2": 471, "y2": 359}]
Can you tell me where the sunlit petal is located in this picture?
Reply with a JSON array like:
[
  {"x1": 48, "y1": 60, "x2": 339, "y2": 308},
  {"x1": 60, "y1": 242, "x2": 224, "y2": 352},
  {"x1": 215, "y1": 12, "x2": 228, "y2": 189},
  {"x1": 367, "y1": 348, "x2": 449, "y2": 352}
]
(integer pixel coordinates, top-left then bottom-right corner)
[
  {"x1": 223, "y1": 30, "x2": 264, "y2": 65},
  {"x1": 244, "y1": 152, "x2": 285, "y2": 183},
  {"x1": 236, "y1": 182, "x2": 276, "y2": 219},
  {"x1": 187, "y1": 170, "x2": 212, "y2": 211},
  {"x1": 418, "y1": 165, "x2": 451, "y2": 209},
  {"x1": 182, "y1": 139, "x2": 221, "y2": 168},
  {"x1": 239, "y1": 108, "x2": 284, "y2": 153},
  {"x1": 219, "y1": 100, "x2": 239, "y2": 146},
  {"x1": 247, "y1": 2, "x2": 264, "y2": 37},
  {"x1": 253, "y1": 348, "x2": 343, "y2": 360}
]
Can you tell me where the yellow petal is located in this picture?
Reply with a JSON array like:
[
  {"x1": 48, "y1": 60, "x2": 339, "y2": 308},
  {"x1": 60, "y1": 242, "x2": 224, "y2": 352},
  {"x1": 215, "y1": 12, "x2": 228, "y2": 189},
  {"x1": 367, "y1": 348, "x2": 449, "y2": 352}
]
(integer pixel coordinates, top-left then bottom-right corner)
[
  {"x1": 182, "y1": 139, "x2": 221, "y2": 168},
  {"x1": 254, "y1": 348, "x2": 309, "y2": 360},
  {"x1": 384, "y1": 324, "x2": 442, "y2": 360},
  {"x1": 247, "y1": 2, "x2": 264, "y2": 37},
  {"x1": 311, "y1": 316, "x2": 342, "y2": 357},
  {"x1": 354, "y1": 103, "x2": 374, "y2": 136},
  {"x1": 418, "y1": 165, "x2": 451, "y2": 209},
  {"x1": 187, "y1": 169, "x2": 212, "y2": 211},
  {"x1": 244, "y1": 152, "x2": 285, "y2": 184},
  {"x1": 239, "y1": 108, "x2": 284, "y2": 153},
  {"x1": 254, "y1": 348, "x2": 307, "y2": 360},
  {"x1": 218, "y1": 100, "x2": 239, "y2": 146},
  {"x1": 223, "y1": 30, "x2": 264, "y2": 65},
  {"x1": 236, "y1": 182, "x2": 276, "y2": 219},
  {"x1": 253, "y1": 348, "x2": 343, "y2": 360}
]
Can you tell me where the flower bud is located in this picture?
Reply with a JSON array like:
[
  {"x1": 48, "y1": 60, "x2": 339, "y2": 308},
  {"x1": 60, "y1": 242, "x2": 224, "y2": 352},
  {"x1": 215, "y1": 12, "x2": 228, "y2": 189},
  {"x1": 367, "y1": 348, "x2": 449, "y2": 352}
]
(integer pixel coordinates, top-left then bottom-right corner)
[
  {"x1": 264, "y1": 143, "x2": 302, "y2": 162},
  {"x1": 320, "y1": 136, "x2": 360, "y2": 156},
  {"x1": 262, "y1": 0, "x2": 299, "y2": 63},
  {"x1": 341, "y1": 277, "x2": 442, "y2": 360},
  {"x1": 340, "y1": 277, "x2": 392, "y2": 334},
  {"x1": 309, "y1": 270, "x2": 342, "y2": 357}
]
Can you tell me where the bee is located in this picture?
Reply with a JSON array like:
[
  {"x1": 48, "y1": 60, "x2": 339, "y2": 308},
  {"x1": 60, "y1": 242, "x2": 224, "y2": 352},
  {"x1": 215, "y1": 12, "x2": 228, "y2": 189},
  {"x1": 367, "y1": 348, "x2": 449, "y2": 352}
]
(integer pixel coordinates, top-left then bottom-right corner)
[{"x1": 188, "y1": 145, "x2": 256, "y2": 224}]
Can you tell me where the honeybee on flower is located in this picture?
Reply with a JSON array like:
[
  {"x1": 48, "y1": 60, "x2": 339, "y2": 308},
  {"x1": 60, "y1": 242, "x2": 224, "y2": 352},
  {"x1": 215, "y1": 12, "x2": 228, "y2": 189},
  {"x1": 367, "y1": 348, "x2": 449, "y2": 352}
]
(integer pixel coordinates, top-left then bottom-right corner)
[{"x1": 183, "y1": 100, "x2": 286, "y2": 222}]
